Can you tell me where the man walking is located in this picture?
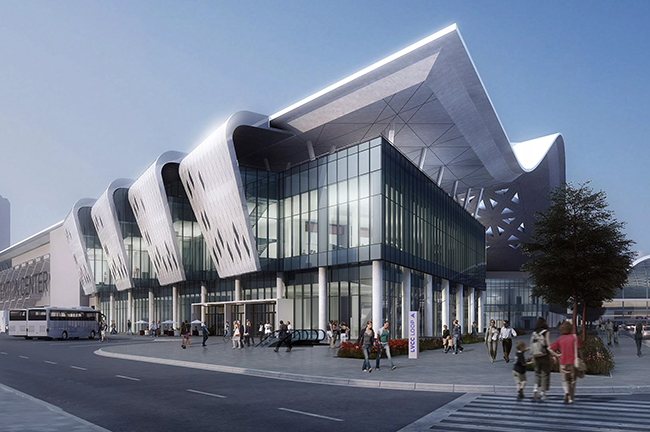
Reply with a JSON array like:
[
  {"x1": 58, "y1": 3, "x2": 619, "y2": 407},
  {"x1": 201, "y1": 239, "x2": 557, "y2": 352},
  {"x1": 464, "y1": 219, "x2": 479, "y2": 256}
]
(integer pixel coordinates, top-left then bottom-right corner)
[
  {"x1": 613, "y1": 321, "x2": 620, "y2": 345},
  {"x1": 201, "y1": 322, "x2": 210, "y2": 347},
  {"x1": 499, "y1": 320, "x2": 517, "y2": 363},
  {"x1": 451, "y1": 319, "x2": 462, "y2": 354},
  {"x1": 274, "y1": 320, "x2": 290, "y2": 352}
]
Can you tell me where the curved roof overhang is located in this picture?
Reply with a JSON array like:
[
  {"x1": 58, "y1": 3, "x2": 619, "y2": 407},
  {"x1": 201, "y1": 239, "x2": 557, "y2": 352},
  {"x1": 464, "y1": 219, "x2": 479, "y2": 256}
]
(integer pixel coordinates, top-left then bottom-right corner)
[
  {"x1": 239, "y1": 23, "x2": 564, "y2": 194},
  {"x1": 63, "y1": 198, "x2": 97, "y2": 295}
]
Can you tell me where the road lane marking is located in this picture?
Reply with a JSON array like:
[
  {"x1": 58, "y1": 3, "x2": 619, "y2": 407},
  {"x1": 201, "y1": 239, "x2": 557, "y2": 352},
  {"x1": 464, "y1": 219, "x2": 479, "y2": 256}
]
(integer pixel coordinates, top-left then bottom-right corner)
[
  {"x1": 70, "y1": 366, "x2": 87, "y2": 370},
  {"x1": 186, "y1": 389, "x2": 226, "y2": 399},
  {"x1": 19, "y1": 356, "x2": 29, "y2": 359},
  {"x1": 0, "y1": 352, "x2": 8, "y2": 355},
  {"x1": 44, "y1": 361, "x2": 57, "y2": 365},
  {"x1": 278, "y1": 408, "x2": 343, "y2": 422},
  {"x1": 116, "y1": 375, "x2": 141, "y2": 382}
]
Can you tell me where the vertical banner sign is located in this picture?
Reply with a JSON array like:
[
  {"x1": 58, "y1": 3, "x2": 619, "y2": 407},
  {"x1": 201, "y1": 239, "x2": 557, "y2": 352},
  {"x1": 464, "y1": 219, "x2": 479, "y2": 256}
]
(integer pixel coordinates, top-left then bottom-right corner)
[{"x1": 408, "y1": 311, "x2": 419, "y2": 359}]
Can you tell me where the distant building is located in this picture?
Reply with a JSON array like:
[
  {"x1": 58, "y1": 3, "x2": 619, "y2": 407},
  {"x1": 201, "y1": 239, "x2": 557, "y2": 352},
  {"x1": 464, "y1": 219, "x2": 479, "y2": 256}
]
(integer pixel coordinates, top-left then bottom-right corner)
[
  {"x1": 0, "y1": 195, "x2": 9, "y2": 251},
  {"x1": 603, "y1": 255, "x2": 650, "y2": 321}
]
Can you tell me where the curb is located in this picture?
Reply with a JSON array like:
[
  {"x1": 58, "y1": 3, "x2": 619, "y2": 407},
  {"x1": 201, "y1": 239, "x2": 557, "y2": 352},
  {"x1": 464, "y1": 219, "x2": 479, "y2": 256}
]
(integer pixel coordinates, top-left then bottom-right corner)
[{"x1": 94, "y1": 349, "x2": 648, "y2": 394}]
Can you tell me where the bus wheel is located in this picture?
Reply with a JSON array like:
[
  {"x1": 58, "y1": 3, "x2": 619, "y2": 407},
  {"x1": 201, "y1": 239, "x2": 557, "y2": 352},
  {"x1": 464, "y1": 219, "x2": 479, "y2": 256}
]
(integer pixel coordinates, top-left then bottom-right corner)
[
  {"x1": 89, "y1": 330, "x2": 95, "y2": 340},
  {"x1": 61, "y1": 331, "x2": 68, "y2": 340}
]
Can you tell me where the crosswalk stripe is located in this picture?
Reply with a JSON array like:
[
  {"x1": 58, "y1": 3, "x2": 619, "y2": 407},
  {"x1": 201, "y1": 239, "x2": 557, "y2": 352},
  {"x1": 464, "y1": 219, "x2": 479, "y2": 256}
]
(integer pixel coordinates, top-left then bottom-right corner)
[{"x1": 399, "y1": 394, "x2": 650, "y2": 432}]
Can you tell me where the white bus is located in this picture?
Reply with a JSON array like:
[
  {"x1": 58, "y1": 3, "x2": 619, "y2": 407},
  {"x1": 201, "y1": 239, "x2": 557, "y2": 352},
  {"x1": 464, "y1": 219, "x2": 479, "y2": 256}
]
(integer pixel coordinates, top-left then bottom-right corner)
[
  {"x1": 8, "y1": 309, "x2": 27, "y2": 337},
  {"x1": 26, "y1": 307, "x2": 100, "y2": 340}
]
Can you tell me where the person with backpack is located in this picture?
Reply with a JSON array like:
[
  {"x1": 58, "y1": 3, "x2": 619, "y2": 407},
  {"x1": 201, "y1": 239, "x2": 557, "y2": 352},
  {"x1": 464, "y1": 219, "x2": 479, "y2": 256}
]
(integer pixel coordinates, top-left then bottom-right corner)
[{"x1": 529, "y1": 317, "x2": 552, "y2": 400}]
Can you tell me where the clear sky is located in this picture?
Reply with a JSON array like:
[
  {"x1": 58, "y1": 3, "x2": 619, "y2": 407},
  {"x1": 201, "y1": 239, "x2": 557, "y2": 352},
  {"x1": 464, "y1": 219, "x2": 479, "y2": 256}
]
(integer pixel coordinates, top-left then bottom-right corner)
[{"x1": 1, "y1": 1, "x2": 649, "y2": 257}]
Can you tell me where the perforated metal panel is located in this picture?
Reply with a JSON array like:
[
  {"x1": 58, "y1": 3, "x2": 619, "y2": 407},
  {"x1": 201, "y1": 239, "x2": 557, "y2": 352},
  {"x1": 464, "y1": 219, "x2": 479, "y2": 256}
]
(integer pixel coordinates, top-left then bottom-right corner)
[{"x1": 128, "y1": 152, "x2": 186, "y2": 286}]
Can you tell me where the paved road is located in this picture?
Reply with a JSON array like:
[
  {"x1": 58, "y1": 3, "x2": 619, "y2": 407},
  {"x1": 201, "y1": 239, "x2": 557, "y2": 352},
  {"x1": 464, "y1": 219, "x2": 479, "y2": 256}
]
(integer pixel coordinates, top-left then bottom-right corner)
[{"x1": 0, "y1": 335, "x2": 459, "y2": 432}]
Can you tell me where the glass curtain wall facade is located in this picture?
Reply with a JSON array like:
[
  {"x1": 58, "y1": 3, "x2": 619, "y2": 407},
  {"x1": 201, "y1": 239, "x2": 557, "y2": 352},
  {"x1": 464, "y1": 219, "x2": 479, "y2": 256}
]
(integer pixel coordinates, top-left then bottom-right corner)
[{"x1": 485, "y1": 276, "x2": 548, "y2": 330}]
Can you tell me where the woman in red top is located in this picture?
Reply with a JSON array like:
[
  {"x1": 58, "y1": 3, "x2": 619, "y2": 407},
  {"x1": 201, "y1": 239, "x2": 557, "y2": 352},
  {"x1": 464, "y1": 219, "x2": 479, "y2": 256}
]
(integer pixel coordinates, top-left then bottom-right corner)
[{"x1": 549, "y1": 321, "x2": 582, "y2": 404}]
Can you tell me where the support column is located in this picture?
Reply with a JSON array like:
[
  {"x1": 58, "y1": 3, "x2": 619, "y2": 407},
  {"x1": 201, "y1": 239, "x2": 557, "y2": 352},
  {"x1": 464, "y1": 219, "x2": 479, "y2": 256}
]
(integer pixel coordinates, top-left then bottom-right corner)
[
  {"x1": 200, "y1": 282, "x2": 207, "y2": 324},
  {"x1": 478, "y1": 290, "x2": 485, "y2": 332},
  {"x1": 372, "y1": 261, "x2": 383, "y2": 331},
  {"x1": 127, "y1": 289, "x2": 133, "y2": 328},
  {"x1": 172, "y1": 285, "x2": 178, "y2": 329},
  {"x1": 318, "y1": 267, "x2": 327, "y2": 331},
  {"x1": 276, "y1": 272, "x2": 285, "y2": 299},
  {"x1": 235, "y1": 277, "x2": 242, "y2": 302},
  {"x1": 148, "y1": 288, "x2": 154, "y2": 324},
  {"x1": 441, "y1": 279, "x2": 450, "y2": 332},
  {"x1": 401, "y1": 268, "x2": 411, "y2": 339},
  {"x1": 425, "y1": 275, "x2": 434, "y2": 337},
  {"x1": 456, "y1": 284, "x2": 464, "y2": 334},
  {"x1": 109, "y1": 291, "x2": 115, "y2": 329},
  {"x1": 468, "y1": 286, "x2": 476, "y2": 334}
]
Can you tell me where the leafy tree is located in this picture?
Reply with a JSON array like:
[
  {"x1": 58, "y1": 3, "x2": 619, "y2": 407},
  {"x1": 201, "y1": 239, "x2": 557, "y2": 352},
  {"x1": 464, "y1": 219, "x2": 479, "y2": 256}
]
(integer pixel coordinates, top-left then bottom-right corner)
[{"x1": 521, "y1": 182, "x2": 635, "y2": 341}]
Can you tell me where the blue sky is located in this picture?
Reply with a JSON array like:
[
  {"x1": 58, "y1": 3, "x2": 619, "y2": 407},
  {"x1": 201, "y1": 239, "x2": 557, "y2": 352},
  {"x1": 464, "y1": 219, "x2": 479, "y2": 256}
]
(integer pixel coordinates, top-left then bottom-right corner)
[{"x1": 1, "y1": 1, "x2": 649, "y2": 257}]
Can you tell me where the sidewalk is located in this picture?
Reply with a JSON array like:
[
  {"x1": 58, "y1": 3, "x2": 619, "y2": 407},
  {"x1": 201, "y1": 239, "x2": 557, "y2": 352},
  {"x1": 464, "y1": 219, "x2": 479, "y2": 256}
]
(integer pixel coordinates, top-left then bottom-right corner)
[
  {"x1": 97, "y1": 329, "x2": 650, "y2": 395},
  {"x1": 0, "y1": 382, "x2": 111, "y2": 432}
]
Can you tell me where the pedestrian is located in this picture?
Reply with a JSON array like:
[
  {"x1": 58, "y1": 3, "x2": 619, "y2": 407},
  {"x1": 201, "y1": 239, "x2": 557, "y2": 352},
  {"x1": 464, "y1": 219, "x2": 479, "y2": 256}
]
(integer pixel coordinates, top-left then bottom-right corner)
[
  {"x1": 99, "y1": 320, "x2": 107, "y2": 343},
  {"x1": 613, "y1": 321, "x2": 620, "y2": 345},
  {"x1": 264, "y1": 320, "x2": 272, "y2": 341},
  {"x1": 451, "y1": 319, "x2": 462, "y2": 354},
  {"x1": 499, "y1": 320, "x2": 517, "y2": 363},
  {"x1": 245, "y1": 319, "x2": 253, "y2": 347},
  {"x1": 274, "y1": 320, "x2": 289, "y2": 352},
  {"x1": 201, "y1": 322, "x2": 210, "y2": 347},
  {"x1": 635, "y1": 322, "x2": 644, "y2": 357},
  {"x1": 471, "y1": 321, "x2": 478, "y2": 337},
  {"x1": 150, "y1": 321, "x2": 156, "y2": 338},
  {"x1": 180, "y1": 321, "x2": 187, "y2": 349},
  {"x1": 484, "y1": 319, "x2": 499, "y2": 362},
  {"x1": 286, "y1": 321, "x2": 293, "y2": 352},
  {"x1": 355, "y1": 320, "x2": 375, "y2": 373},
  {"x1": 327, "y1": 320, "x2": 334, "y2": 348},
  {"x1": 223, "y1": 320, "x2": 230, "y2": 340},
  {"x1": 529, "y1": 318, "x2": 552, "y2": 400},
  {"x1": 126, "y1": 319, "x2": 132, "y2": 335},
  {"x1": 184, "y1": 320, "x2": 192, "y2": 348},
  {"x1": 330, "y1": 320, "x2": 339, "y2": 349},
  {"x1": 548, "y1": 321, "x2": 580, "y2": 404},
  {"x1": 513, "y1": 340, "x2": 531, "y2": 399},
  {"x1": 376, "y1": 320, "x2": 396, "y2": 371},
  {"x1": 232, "y1": 321, "x2": 242, "y2": 349},
  {"x1": 110, "y1": 320, "x2": 117, "y2": 335},
  {"x1": 258, "y1": 322, "x2": 264, "y2": 343},
  {"x1": 442, "y1": 325, "x2": 452, "y2": 353},
  {"x1": 339, "y1": 322, "x2": 349, "y2": 343},
  {"x1": 605, "y1": 319, "x2": 613, "y2": 345},
  {"x1": 156, "y1": 320, "x2": 161, "y2": 337}
]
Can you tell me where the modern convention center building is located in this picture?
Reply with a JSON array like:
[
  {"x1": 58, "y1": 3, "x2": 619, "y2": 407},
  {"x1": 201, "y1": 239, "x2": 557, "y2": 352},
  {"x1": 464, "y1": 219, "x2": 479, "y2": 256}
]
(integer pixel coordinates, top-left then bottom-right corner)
[{"x1": 0, "y1": 24, "x2": 566, "y2": 338}]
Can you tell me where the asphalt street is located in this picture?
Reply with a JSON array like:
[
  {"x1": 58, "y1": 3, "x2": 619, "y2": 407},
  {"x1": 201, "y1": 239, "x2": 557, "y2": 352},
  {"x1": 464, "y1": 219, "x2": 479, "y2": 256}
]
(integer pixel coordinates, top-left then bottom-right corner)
[{"x1": 0, "y1": 334, "x2": 459, "y2": 432}]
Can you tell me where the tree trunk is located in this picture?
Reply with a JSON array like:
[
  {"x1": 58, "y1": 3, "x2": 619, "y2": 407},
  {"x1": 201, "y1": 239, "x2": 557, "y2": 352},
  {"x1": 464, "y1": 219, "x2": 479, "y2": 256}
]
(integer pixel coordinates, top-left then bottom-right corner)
[
  {"x1": 573, "y1": 296, "x2": 578, "y2": 334},
  {"x1": 582, "y1": 302, "x2": 587, "y2": 342}
]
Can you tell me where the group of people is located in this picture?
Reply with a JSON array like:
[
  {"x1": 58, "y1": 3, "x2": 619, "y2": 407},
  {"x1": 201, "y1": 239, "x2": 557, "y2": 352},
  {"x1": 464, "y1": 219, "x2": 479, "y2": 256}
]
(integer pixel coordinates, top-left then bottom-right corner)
[
  {"x1": 441, "y1": 320, "x2": 464, "y2": 354},
  {"x1": 327, "y1": 320, "x2": 349, "y2": 348},
  {"x1": 353, "y1": 320, "x2": 397, "y2": 373},
  {"x1": 494, "y1": 318, "x2": 582, "y2": 404}
]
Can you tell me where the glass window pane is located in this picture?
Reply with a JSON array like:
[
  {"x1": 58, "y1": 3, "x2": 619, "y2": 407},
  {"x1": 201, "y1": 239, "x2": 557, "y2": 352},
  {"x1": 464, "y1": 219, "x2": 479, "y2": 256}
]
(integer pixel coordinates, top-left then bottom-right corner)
[
  {"x1": 338, "y1": 180, "x2": 347, "y2": 204},
  {"x1": 349, "y1": 177, "x2": 358, "y2": 201},
  {"x1": 359, "y1": 150, "x2": 370, "y2": 175},
  {"x1": 348, "y1": 153, "x2": 358, "y2": 177},
  {"x1": 359, "y1": 174, "x2": 370, "y2": 198},
  {"x1": 328, "y1": 183, "x2": 337, "y2": 206},
  {"x1": 337, "y1": 157, "x2": 347, "y2": 181}
]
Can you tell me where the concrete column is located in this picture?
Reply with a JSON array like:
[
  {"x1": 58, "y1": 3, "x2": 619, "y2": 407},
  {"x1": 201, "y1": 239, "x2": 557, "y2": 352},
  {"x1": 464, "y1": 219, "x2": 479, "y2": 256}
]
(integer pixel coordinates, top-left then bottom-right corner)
[
  {"x1": 401, "y1": 268, "x2": 411, "y2": 339},
  {"x1": 234, "y1": 277, "x2": 242, "y2": 302},
  {"x1": 148, "y1": 288, "x2": 154, "y2": 323},
  {"x1": 172, "y1": 285, "x2": 178, "y2": 327},
  {"x1": 200, "y1": 282, "x2": 207, "y2": 324},
  {"x1": 318, "y1": 267, "x2": 327, "y2": 331},
  {"x1": 372, "y1": 261, "x2": 383, "y2": 331},
  {"x1": 276, "y1": 272, "x2": 285, "y2": 299},
  {"x1": 456, "y1": 284, "x2": 464, "y2": 334},
  {"x1": 109, "y1": 291, "x2": 115, "y2": 328},
  {"x1": 478, "y1": 290, "x2": 485, "y2": 332},
  {"x1": 425, "y1": 274, "x2": 434, "y2": 337},
  {"x1": 127, "y1": 289, "x2": 133, "y2": 327},
  {"x1": 468, "y1": 286, "x2": 476, "y2": 334},
  {"x1": 441, "y1": 279, "x2": 450, "y2": 330}
]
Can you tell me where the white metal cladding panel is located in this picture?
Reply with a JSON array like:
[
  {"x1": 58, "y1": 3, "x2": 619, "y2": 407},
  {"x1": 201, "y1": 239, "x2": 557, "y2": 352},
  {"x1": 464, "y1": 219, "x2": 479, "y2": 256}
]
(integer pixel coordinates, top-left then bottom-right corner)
[
  {"x1": 63, "y1": 206, "x2": 96, "y2": 295},
  {"x1": 128, "y1": 159, "x2": 186, "y2": 285},
  {"x1": 179, "y1": 121, "x2": 260, "y2": 278},
  {"x1": 91, "y1": 189, "x2": 133, "y2": 291}
]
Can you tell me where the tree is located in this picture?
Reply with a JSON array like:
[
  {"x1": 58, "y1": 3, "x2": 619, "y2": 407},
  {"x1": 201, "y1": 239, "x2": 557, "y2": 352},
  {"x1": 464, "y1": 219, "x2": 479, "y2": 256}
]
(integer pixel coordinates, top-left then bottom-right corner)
[{"x1": 521, "y1": 182, "x2": 635, "y2": 341}]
